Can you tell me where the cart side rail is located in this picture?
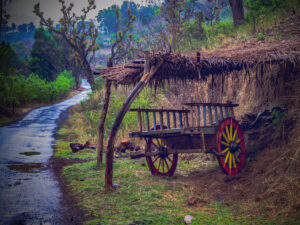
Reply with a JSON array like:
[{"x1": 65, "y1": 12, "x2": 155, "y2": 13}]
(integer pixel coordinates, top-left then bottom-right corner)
[
  {"x1": 183, "y1": 102, "x2": 238, "y2": 127},
  {"x1": 129, "y1": 108, "x2": 190, "y2": 132}
]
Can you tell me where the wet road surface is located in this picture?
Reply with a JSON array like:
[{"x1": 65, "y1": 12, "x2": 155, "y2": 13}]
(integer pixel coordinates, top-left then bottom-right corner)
[{"x1": 0, "y1": 80, "x2": 91, "y2": 224}]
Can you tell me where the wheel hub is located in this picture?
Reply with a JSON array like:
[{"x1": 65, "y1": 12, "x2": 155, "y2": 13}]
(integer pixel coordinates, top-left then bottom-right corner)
[
  {"x1": 158, "y1": 146, "x2": 168, "y2": 159},
  {"x1": 229, "y1": 141, "x2": 240, "y2": 153}
]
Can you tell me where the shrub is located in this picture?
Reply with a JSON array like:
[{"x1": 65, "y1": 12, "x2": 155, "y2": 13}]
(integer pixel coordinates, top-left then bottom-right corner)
[{"x1": 0, "y1": 70, "x2": 75, "y2": 113}]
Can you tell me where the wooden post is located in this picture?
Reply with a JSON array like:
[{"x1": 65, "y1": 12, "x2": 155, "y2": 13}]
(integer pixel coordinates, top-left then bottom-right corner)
[
  {"x1": 97, "y1": 79, "x2": 112, "y2": 165},
  {"x1": 146, "y1": 111, "x2": 150, "y2": 131},
  {"x1": 137, "y1": 111, "x2": 143, "y2": 132},
  {"x1": 166, "y1": 112, "x2": 170, "y2": 129},
  {"x1": 159, "y1": 111, "x2": 163, "y2": 129},
  {"x1": 173, "y1": 112, "x2": 177, "y2": 128},
  {"x1": 105, "y1": 59, "x2": 163, "y2": 188},
  {"x1": 197, "y1": 106, "x2": 201, "y2": 127}
]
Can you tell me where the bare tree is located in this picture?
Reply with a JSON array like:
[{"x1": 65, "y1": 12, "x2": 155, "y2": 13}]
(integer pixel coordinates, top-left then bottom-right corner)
[
  {"x1": 97, "y1": 6, "x2": 136, "y2": 165},
  {"x1": 0, "y1": 0, "x2": 11, "y2": 37},
  {"x1": 33, "y1": 0, "x2": 99, "y2": 85},
  {"x1": 228, "y1": 0, "x2": 244, "y2": 27}
]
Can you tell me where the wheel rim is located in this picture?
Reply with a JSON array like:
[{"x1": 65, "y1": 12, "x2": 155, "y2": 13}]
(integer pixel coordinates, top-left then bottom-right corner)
[
  {"x1": 217, "y1": 118, "x2": 245, "y2": 175},
  {"x1": 145, "y1": 125, "x2": 178, "y2": 176}
]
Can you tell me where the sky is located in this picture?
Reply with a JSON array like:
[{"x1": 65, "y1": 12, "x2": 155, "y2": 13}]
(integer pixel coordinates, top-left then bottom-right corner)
[{"x1": 8, "y1": 0, "x2": 146, "y2": 26}]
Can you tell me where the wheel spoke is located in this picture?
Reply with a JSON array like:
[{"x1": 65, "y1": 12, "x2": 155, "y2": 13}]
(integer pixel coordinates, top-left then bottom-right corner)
[
  {"x1": 225, "y1": 126, "x2": 231, "y2": 141},
  {"x1": 221, "y1": 141, "x2": 229, "y2": 146},
  {"x1": 157, "y1": 158, "x2": 162, "y2": 171},
  {"x1": 236, "y1": 139, "x2": 241, "y2": 143},
  {"x1": 152, "y1": 141, "x2": 159, "y2": 149},
  {"x1": 232, "y1": 154, "x2": 237, "y2": 168},
  {"x1": 232, "y1": 128, "x2": 237, "y2": 141},
  {"x1": 224, "y1": 152, "x2": 230, "y2": 164},
  {"x1": 229, "y1": 153, "x2": 232, "y2": 169},
  {"x1": 155, "y1": 139, "x2": 161, "y2": 147},
  {"x1": 164, "y1": 158, "x2": 170, "y2": 170},
  {"x1": 153, "y1": 155, "x2": 159, "y2": 164},
  {"x1": 222, "y1": 147, "x2": 229, "y2": 154},
  {"x1": 230, "y1": 120, "x2": 233, "y2": 141},
  {"x1": 166, "y1": 156, "x2": 173, "y2": 164}
]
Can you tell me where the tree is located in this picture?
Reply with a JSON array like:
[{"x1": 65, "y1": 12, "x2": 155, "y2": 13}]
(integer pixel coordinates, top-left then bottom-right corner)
[
  {"x1": 229, "y1": 0, "x2": 244, "y2": 27},
  {"x1": 11, "y1": 23, "x2": 16, "y2": 32},
  {"x1": 29, "y1": 28, "x2": 63, "y2": 81},
  {"x1": 97, "y1": 6, "x2": 136, "y2": 166},
  {"x1": 11, "y1": 41, "x2": 30, "y2": 62},
  {"x1": 0, "y1": 41, "x2": 20, "y2": 75},
  {"x1": 33, "y1": 0, "x2": 99, "y2": 85},
  {"x1": 17, "y1": 24, "x2": 28, "y2": 33},
  {"x1": 0, "y1": 0, "x2": 10, "y2": 37},
  {"x1": 159, "y1": 0, "x2": 196, "y2": 52},
  {"x1": 97, "y1": 5, "x2": 118, "y2": 34},
  {"x1": 28, "y1": 22, "x2": 36, "y2": 33}
]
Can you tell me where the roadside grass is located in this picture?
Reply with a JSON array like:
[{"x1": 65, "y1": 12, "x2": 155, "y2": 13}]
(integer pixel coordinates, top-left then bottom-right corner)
[{"x1": 62, "y1": 158, "x2": 284, "y2": 225}]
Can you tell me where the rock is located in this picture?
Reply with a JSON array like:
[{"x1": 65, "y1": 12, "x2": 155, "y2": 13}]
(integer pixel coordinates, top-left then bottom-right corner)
[
  {"x1": 187, "y1": 196, "x2": 209, "y2": 206},
  {"x1": 115, "y1": 140, "x2": 141, "y2": 153},
  {"x1": 184, "y1": 215, "x2": 193, "y2": 224}
]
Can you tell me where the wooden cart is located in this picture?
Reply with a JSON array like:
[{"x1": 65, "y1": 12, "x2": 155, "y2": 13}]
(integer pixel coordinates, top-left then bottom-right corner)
[{"x1": 129, "y1": 102, "x2": 245, "y2": 176}]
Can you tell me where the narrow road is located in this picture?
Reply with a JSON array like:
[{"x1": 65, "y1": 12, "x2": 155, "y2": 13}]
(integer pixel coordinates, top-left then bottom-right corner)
[{"x1": 0, "y1": 80, "x2": 91, "y2": 224}]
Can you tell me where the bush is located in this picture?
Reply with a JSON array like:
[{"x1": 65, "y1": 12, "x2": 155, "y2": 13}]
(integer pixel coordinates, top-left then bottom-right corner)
[{"x1": 0, "y1": 70, "x2": 75, "y2": 112}]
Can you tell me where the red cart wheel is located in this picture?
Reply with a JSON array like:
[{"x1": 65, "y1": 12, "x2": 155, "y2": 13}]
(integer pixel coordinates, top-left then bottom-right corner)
[
  {"x1": 145, "y1": 125, "x2": 178, "y2": 176},
  {"x1": 217, "y1": 118, "x2": 246, "y2": 175}
]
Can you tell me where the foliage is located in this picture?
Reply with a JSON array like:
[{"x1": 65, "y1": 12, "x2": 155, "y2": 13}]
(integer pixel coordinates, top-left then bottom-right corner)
[
  {"x1": 11, "y1": 41, "x2": 30, "y2": 62},
  {"x1": 0, "y1": 41, "x2": 20, "y2": 75},
  {"x1": 33, "y1": 0, "x2": 99, "y2": 85},
  {"x1": 29, "y1": 28, "x2": 64, "y2": 81},
  {"x1": 0, "y1": 70, "x2": 75, "y2": 111},
  {"x1": 257, "y1": 32, "x2": 265, "y2": 41},
  {"x1": 244, "y1": 0, "x2": 300, "y2": 31}
]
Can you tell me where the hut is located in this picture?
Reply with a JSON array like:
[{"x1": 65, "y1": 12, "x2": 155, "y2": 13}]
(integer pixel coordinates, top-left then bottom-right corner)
[{"x1": 95, "y1": 38, "x2": 300, "y2": 187}]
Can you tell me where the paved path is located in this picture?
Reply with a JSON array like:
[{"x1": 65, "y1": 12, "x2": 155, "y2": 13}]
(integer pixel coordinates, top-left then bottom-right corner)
[{"x1": 0, "y1": 80, "x2": 91, "y2": 224}]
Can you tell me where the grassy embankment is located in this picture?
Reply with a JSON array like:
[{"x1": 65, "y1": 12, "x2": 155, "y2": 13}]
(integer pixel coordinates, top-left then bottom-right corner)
[{"x1": 54, "y1": 82, "x2": 299, "y2": 224}]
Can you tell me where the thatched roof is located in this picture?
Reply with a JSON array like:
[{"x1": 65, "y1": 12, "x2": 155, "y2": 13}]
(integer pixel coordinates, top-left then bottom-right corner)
[{"x1": 95, "y1": 38, "x2": 300, "y2": 86}]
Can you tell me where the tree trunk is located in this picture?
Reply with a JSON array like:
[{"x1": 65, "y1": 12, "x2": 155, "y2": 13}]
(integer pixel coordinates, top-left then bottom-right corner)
[
  {"x1": 97, "y1": 79, "x2": 112, "y2": 165},
  {"x1": 229, "y1": 0, "x2": 244, "y2": 27},
  {"x1": 105, "y1": 59, "x2": 163, "y2": 188},
  {"x1": 83, "y1": 58, "x2": 94, "y2": 86}
]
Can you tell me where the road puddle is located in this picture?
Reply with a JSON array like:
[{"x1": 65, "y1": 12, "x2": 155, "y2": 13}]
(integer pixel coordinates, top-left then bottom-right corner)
[
  {"x1": 7, "y1": 163, "x2": 43, "y2": 173},
  {"x1": 19, "y1": 152, "x2": 41, "y2": 156}
]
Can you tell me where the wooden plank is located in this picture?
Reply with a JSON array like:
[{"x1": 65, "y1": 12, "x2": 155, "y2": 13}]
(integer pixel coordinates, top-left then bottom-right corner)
[
  {"x1": 214, "y1": 106, "x2": 218, "y2": 123},
  {"x1": 129, "y1": 108, "x2": 190, "y2": 113},
  {"x1": 129, "y1": 126, "x2": 216, "y2": 138},
  {"x1": 197, "y1": 106, "x2": 201, "y2": 126},
  {"x1": 146, "y1": 111, "x2": 150, "y2": 131},
  {"x1": 225, "y1": 107, "x2": 229, "y2": 118},
  {"x1": 229, "y1": 107, "x2": 235, "y2": 118},
  {"x1": 208, "y1": 106, "x2": 213, "y2": 125},
  {"x1": 166, "y1": 112, "x2": 170, "y2": 129},
  {"x1": 179, "y1": 112, "x2": 183, "y2": 128},
  {"x1": 183, "y1": 102, "x2": 239, "y2": 107},
  {"x1": 169, "y1": 149, "x2": 203, "y2": 154},
  {"x1": 137, "y1": 111, "x2": 143, "y2": 132},
  {"x1": 203, "y1": 105, "x2": 207, "y2": 126},
  {"x1": 219, "y1": 106, "x2": 224, "y2": 120},
  {"x1": 173, "y1": 112, "x2": 177, "y2": 128},
  {"x1": 124, "y1": 65, "x2": 144, "y2": 69},
  {"x1": 185, "y1": 112, "x2": 190, "y2": 127},
  {"x1": 153, "y1": 112, "x2": 156, "y2": 130},
  {"x1": 159, "y1": 111, "x2": 163, "y2": 129}
]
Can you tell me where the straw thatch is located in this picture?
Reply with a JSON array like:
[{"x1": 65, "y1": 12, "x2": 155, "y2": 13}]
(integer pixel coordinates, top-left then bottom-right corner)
[{"x1": 95, "y1": 38, "x2": 300, "y2": 86}]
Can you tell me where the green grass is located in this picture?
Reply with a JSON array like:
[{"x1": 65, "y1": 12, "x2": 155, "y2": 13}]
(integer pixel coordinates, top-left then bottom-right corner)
[{"x1": 61, "y1": 158, "x2": 283, "y2": 225}]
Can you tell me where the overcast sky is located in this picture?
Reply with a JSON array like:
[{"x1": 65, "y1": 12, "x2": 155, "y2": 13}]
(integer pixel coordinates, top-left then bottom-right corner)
[{"x1": 8, "y1": 0, "x2": 146, "y2": 26}]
